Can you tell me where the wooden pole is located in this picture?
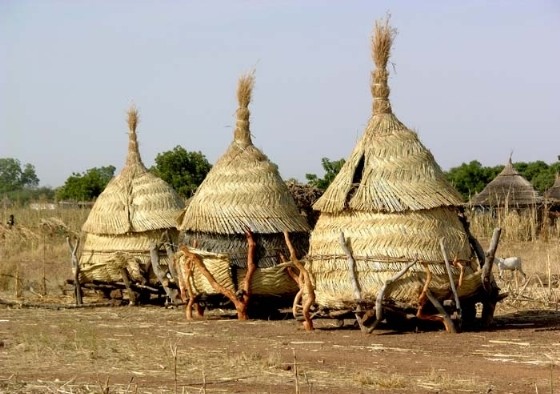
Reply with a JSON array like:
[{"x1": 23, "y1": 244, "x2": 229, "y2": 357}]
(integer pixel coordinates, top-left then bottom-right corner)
[
  {"x1": 362, "y1": 260, "x2": 417, "y2": 333},
  {"x1": 425, "y1": 290, "x2": 457, "y2": 333},
  {"x1": 481, "y1": 227, "x2": 502, "y2": 327},
  {"x1": 439, "y1": 238, "x2": 461, "y2": 315},
  {"x1": 339, "y1": 232, "x2": 361, "y2": 300},
  {"x1": 283, "y1": 231, "x2": 315, "y2": 331},
  {"x1": 458, "y1": 209, "x2": 485, "y2": 268},
  {"x1": 482, "y1": 228, "x2": 502, "y2": 293},
  {"x1": 149, "y1": 244, "x2": 178, "y2": 303},
  {"x1": 178, "y1": 244, "x2": 248, "y2": 320},
  {"x1": 42, "y1": 232, "x2": 47, "y2": 296},
  {"x1": 66, "y1": 237, "x2": 82, "y2": 305},
  {"x1": 120, "y1": 268, "x2": 137, "y2": 306},
  {"x1": 15, "y1": 261, "x2": 21, "y2": 298}
]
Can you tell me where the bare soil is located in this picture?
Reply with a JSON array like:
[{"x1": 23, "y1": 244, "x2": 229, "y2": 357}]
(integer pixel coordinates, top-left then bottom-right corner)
[{"x1": 1, "y1": 294, "x2": 559, "y2": 393}]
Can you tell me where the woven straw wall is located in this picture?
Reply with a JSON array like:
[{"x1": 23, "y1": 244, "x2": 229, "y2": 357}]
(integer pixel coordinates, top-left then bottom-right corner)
[
  {"x1": 182, "y1": 231, "x2": 308, "y2": 268},
  {"x1": 307, "y1": 208, "x2": 477, "y2": 308},
  {"x1": 176, "y1": 248, "x2": 299, "y2": 297},
  {"x1": 79, "y1": 229, "x2": 179, "y2": 284}
]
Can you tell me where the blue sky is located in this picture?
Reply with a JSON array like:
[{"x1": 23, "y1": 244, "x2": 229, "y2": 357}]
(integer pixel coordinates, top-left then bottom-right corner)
[{"x1": 1, "y1": 1, "x2": 559, "y2": 188}]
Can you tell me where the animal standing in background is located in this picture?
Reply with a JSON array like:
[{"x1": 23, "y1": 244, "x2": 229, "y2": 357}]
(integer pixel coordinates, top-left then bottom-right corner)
[
  {"x1": 7, "y1": 214, "x2": 15, "y2": 229},
  {"x1": 495, "y1": 257, "x2": 526, "y2": 280}
]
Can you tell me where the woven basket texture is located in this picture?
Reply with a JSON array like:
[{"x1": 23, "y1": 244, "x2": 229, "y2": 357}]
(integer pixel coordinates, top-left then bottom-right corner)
[
  {"x1": 78, "y1": 107, "x2": 184, "y2": 284},
  {"x1": 176, "y1": 248, "x2": 298, "y2": 296},
  {"x1": 79, "y1": 230, "x2": 178, "y2": 284},
  {"x1": 308, "y1": 19, "x2": 481, "y2": 310},
  {"x1": 181, "y1": 232, "x2": 308, "y2": 268}
]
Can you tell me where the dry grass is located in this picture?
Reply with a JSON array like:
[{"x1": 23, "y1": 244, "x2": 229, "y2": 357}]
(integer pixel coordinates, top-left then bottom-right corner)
[
  {"x1": 0, "y1": 207, "x2": 88, "y2": 295},
  {"x1": 416, "y1": 369, "x2": 482, "y2": 392},
  {"x1": 357, "y1": 370, "x2": 407, "y2": 389}
]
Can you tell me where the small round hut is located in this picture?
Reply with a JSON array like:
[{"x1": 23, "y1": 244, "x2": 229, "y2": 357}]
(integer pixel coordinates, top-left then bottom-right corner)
[
  {"x1": 304, "y1": 19, "x2": 498, "y2": 331},
  {"x1": 544, "y1": 173, "x2": 560, "y2": 204},
  {"x1": 470, "y1": 157, "x2": 543, "y2": 208},
  {"x1": 177, "y1": 73, "x2": 310, "y2": 315},
  {"x1": 79, "y1": 107, "x2": 185, "y2": 297}
]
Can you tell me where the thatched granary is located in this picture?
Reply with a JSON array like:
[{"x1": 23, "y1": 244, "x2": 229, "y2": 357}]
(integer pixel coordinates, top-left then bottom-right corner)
[
  {"x1": 178, "y1": 73, "x2": 310, "y2": 270},
  {"x1": 79, "y1": 108, "x2": 185, "y2": 286},
  {"x1": 470, "y1": 158, "x2": 543, "y2": 208},
  {"x1": 545, "y1": 173, "x2": 560, "y2": 204},
  {"x1": 305, "y1": 20, "x2": 493, "y2": 327}
]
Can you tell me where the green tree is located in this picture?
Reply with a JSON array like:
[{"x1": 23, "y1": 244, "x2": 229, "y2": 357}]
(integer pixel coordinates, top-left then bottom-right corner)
[
  {"x1": 56, "y1": 166, "x2": 116, "y2": 201},
  {"x1": 305, "y1": 157, "x2": 346, "y2": 190},
  {"x1": 0, "y1": 158, "x2": 39, "y2": 193},
  {"x1": 445, "y1": 160, "x2": 501, "y2": 201},
  {"x1": 514, "y1": 160, "x2": 554, "y2": 193},
  {"x1": 150, "y1": 146, "x2": 211, "y2": 198}
]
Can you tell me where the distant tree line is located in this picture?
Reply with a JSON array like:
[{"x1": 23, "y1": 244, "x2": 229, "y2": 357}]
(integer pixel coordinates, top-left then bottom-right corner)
[
  {"x1": 445, "y1": 160, "x2": 560, "y2": 200},
  {"x1": 304, "y1": 157, "x2": 560, "y2": 201},
  {"x1": 1, "y1": 152, "x2": 558, "y2": 204}
]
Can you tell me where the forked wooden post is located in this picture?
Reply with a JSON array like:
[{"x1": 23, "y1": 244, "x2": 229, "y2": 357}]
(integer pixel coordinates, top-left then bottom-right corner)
[
  {"x1": 66, "y1": 236, "x2": 82, "y2": 305},
  {"x1": 361, "y1": 260, "x2": 417, "y2": 333},
  {"x1": 177, "y1": 230, "x2": 257, "y2": 320},
  {"x1": 481, "y1": 228, "x2": 503, "y2": 327},
  {"x1": 440, "y1": 238, "x2": 461, "y2": 318},
  {"x1": 283, "y1": 231, "x2": 315, "y2": 331},
  {"x1": 149, "y1": 244, "x2": 178, "y2": 303}
]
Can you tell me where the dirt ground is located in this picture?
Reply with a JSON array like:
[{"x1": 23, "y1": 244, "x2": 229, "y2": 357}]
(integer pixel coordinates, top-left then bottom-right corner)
[{"x1": 0, "y1": 294, "x2": 559, "y2": 394}]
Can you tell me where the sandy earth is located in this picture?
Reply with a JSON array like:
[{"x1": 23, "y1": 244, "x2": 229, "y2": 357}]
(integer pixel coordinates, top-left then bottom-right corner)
[{"x1": 0, "y1": 296, "x2": 559, "y2": 394}]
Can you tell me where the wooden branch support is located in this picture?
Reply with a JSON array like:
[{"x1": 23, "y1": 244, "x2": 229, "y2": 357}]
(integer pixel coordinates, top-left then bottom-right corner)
[
  {"x1": 360, "y1": 260, "x2": 418, "y2": 334},
  {"x1": 458, "y1": 210, "x2": 486, "y2": 268},
  {"x1": 416, "y1": 264, "x2": 457, "y2": 333},
  {"x1": 172, "y1": 253, "x2": 198, "y2": 320},
  {"x1": 453, "y1": 260, "x2": 465, "y2": 289},
  {"x1": 163, "y1": 231, "x2": 178, "y2": 281},
  {"x1": 482, "y1": 228, "x2": 502, "y2": 292},
  {"x1": 481, "y1": 227, "x2": 503, "y2": 327},
  {"x1": 66, "y1": 236, "x2": 82, "y2": 305},
  {"x1": 425, "y1": 290, "x2": 457, "y2": 333},
  {"x1": 339, "y1": 232, "x2": 361, "y2": 300},
  {"x1": 120, "y1": 268, "x2": 137, "y2": 305},
  {"x1": 439, "y1": 238, "x2": 461, "y2": 318},
  {"x1": 150, "y1": 244, "x2": 178, "y2": 304},
  {"x1": 177, "y1": 230, "x2": 256, "y2": 320},
  {"x1": 283, "y1": 231, "x2": 315, "y2": 331},
  {"x1": 238, "y1": 229, "x2": 257, "y2": 317}
]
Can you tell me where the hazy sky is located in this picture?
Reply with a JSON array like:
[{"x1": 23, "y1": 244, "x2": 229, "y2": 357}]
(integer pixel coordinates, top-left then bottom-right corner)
[{"x1": 1, "y1": 1, "x2": 559, "y2": 188}]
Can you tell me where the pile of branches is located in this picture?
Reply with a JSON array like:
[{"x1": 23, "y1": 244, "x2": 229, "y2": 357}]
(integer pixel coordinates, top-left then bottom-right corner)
[{"x1": 286, "y1": 181, "x2": 324, "y2": 228}]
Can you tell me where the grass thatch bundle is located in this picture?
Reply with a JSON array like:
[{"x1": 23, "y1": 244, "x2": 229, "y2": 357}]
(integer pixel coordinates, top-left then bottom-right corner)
[
  {"x1": 470, "y1": 158, "x2": 543, "y2": 208},
  {"x1": 307, "y1": 18, "x2": 480, "y2": 310},
  {"x1": 79, "y1": 107, "x2": 185, "y2": 284},
  {"x1": 178, "y1": 73, "x2": 310, "y2": 269}
]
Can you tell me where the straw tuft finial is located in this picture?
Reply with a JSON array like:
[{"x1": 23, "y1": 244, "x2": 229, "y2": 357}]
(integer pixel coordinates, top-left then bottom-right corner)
[
  {"x1": 371, "y1": 16, "x2": 397, "y2": 115},
  {"x1": 126, "y1": 105, "x2": 143, "y2": 165},
  {"x1": 234, "y1": 71, "x2": 255, "y2": 145}
]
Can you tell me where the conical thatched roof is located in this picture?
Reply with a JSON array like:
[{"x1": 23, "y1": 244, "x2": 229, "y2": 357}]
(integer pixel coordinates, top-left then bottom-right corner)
[
  {"x1": 545, "y1": 173, "x2": 560, "y2": 203},
  {"x1": 79, "y1": 107, "x2": 185, "y2": 284},
  {"x1": 82, "y1": 107, "x2": 185, "y2": 235},
  {"x1": 178, "y1": 74, "x2": 309, "y2": 235},
  {"x1": 469, "y1": 158, "x2": 542, "y2": 207},
  {"x1": 307, "y1": 19, "x2": 477, "y2": 309},
  {"x1": 178, "y1": 73, "x2": 310, "y2": 269},
  {"x1": 314, "y1": 26, "x2": 463, "y2": 214}
]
